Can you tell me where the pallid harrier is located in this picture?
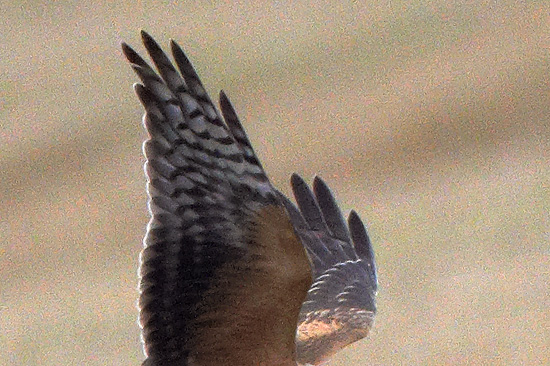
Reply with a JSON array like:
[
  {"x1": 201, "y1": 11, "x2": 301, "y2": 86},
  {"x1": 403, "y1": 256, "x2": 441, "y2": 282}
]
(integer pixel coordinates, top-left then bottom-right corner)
[{"x1": 123, "y1": 31, "x2": 378, "y2": 366}]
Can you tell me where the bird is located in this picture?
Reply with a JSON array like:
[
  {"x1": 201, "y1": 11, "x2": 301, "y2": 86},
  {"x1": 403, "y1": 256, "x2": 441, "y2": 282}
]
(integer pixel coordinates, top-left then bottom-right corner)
[{"x1": 122, "y1": 31, "x2": 378, "y2": 366}]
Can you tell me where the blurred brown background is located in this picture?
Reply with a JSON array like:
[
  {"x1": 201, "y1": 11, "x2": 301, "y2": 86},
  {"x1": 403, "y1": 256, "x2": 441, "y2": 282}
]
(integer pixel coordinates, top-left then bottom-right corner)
[{"x1": 1, "y1": 1, "x2": 548, "y2": 365}]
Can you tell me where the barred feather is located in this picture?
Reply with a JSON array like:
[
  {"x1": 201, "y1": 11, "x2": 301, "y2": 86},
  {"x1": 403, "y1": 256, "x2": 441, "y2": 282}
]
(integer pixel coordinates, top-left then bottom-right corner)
[
  {"x1": 123, "y1": 31, "x2": 311, "y2": 366},
  {"x1": 123, "y1": 31, "x2": 377, "y2": 366}
]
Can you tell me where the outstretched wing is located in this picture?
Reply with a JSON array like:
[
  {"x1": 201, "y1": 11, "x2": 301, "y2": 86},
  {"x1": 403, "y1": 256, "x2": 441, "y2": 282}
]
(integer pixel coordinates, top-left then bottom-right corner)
[
  {"x1": 122, "y1": 31, "x2": 312, "y2": 366},
  {"x1": 281, "y1": 175, "x2": 378, "y2": 366}
]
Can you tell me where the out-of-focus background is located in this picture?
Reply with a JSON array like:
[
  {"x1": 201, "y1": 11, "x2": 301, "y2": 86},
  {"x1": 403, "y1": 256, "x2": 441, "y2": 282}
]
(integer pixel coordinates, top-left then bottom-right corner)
[{"x1": 1, "y1": 1, "x2": 548, "y2": 365}]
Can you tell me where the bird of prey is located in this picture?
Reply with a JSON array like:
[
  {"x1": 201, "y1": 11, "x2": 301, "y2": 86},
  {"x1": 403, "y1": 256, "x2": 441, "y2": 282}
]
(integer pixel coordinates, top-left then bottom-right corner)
[{"x1": 122, "y1": 31, "x2": 378, "y2": 366}]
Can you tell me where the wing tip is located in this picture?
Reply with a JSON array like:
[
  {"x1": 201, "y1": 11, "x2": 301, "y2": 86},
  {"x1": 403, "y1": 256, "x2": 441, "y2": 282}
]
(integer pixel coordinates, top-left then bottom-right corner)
[
  {"x1": 348, "y1": 210, "x2": 378, "y2": 290},
  {"x1": 219, "y1": 90, "x2": 232, "y2": 114},
  {"x1": 122, "y1": 41, "x2": 145, "y2": 66},
  {"x1": 312, "y1": 175, "x2": 325, "y2": 189},
  {"x1": 290, "y1": 172, "x2": 302, "y2": 184},
  {"x1": 140, "y1": 29, "x2": 154, "y2": 44}
]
